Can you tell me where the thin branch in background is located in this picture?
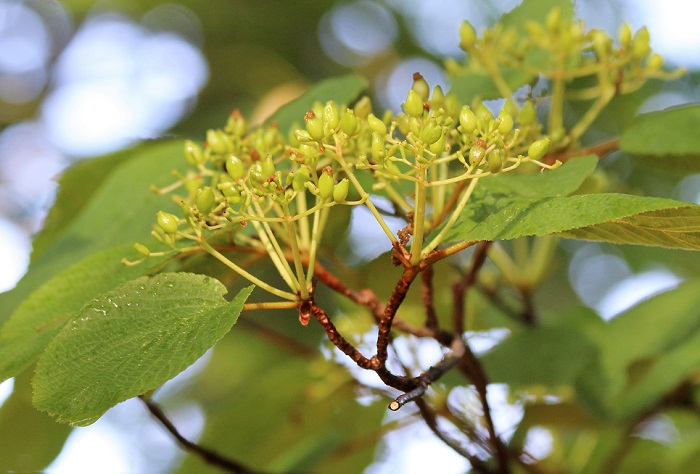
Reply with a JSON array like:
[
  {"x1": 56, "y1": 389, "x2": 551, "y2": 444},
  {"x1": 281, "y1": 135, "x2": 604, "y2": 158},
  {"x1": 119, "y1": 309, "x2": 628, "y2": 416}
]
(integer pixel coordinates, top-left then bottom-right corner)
[
  {"x1": 519, "y1": 288, "x2": 537, "y2": 325},
  {"x1": 139, "y1": 396, "x2": 260, "y2": 474},
  {"x1": 452, "y1": 241, "x2": 492, "y2": 335},
  {"x1": 415, "y1": 398, "x2": 496, "y2": 474},
  {"x1": 457, "y1": 342, "x2": 511, "y2": 474},
  {"x1": 421, "y1": 265, "x2": 439, "y2": 330}
]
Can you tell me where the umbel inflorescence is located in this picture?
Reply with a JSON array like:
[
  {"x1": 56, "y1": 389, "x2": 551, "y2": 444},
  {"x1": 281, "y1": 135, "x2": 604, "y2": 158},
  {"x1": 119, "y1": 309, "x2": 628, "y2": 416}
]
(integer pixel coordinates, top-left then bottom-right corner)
[{"x1": 126, "y1": 9, "x2": 679, "y2": 324}]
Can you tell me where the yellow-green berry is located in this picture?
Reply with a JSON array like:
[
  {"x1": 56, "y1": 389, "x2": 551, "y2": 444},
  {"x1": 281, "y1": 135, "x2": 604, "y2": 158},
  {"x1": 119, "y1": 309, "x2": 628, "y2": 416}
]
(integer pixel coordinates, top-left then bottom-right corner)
[
  {"x1": 333, "y1": 178, "x2": 349, "y2": 202},
  {"x1": 459, "y1": 105, "x2": 477, "y2": 133},
  {"x1": 411, "y1": 72, "x2": 430, "y2": 102},
  {"x1": 196, "y1": 187, "x2": 216, "y2": 215},
  {"x1": 528, "y1": 138, "x2": 551, "y2": 160},
  {"x1": 304, "y1": 110, "x2": 325, "y2": 141},
  {"x1": 459, "y1": 20, "x2": 477, "y2": 50},
  {"x1": 324, "y1": 101, "x2": 340, "y2": 131},
  {"x1": 156, "y1": 211, "x2": 179, "y2": 234},
  {"x1": 367, "y1": 113, "x2": 387, "y2": 136},
  {"x1": 468, "y1": 145, "x2": 486, "y2": 166},
  {"x1": 318, "y1": 169, "x2": 334, "y2": 200},
  {"x1": 488, "y1": 149, "x2": 504, "y2": 173},
  {"x1": 184, "y1": 140, "x2": 204, "y2": 165},
  {"x1": 404, "y1": 89, "x2": 424, "y2": 118},
  {"x1": 226, "y1": 155, "x2": 245, "y2": 180}
]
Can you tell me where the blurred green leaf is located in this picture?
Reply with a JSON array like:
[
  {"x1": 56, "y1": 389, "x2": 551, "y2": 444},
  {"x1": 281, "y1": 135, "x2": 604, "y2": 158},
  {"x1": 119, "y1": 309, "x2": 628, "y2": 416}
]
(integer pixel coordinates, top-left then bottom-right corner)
[
  {"x1": 0, "y1": 245, "x2": 170, "y2": 383},
  {"x1": 33, "y1": 274, "x2": 252, "y2": 426},
  {"x1": 0, "y1": 373, "x2": 71, "y2": 472},
  {"x1": 0, "y1": 140, "x2": 188, "y2": 327},
  {"x1": 500, "y1": 0, "x2": 575, "y2": 30},
  {"x1": 621, "y1": 105, "x2": 700, "y2": 157},
  {"x1": 267, "y1": 74, "x2": 368, "y2": 134},
  {"x1": 577, "y1": 280, "x2": 700, "y2": 419}
]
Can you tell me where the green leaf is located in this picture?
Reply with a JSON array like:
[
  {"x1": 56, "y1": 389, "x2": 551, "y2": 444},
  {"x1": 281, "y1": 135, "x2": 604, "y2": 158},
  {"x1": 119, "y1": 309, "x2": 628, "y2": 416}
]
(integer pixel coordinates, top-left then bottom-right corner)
[
  {"x1": 481, "y1": 324, "x2": 599, "y2": 387},
  {"x1": 446, "y1": 191, "x2": 700, "y2": 249},
  {"x1": 267, "y1": 74, "x2": 368, "y2": 133},
  {"x1": 32, "y1": 274, "x2": 253, "y2": 426},
  {"x1": 577, "y1": 280, "x2": 700, "y2": 419},
  {"x1": 0, "y1": 245, "x2": 169, "y2": 383},
  {"x1": 0, "y1": 373, "x2": 72, "y2": 471},
  {"x1": 621, "y1": 104, "x2": 700, "y2": 157},
  {"x1": 0, "y1": 140, "x2": 188, "y2": 327},
  {"x1": 559, "y1": 205, "x2": 700, "y2": 249},
  {"x1": 449, "y1": 69, "x2": 535, "y2": 103},
  {"x1": 500, "y1": 0, "x2": 574, "y2": 32}
]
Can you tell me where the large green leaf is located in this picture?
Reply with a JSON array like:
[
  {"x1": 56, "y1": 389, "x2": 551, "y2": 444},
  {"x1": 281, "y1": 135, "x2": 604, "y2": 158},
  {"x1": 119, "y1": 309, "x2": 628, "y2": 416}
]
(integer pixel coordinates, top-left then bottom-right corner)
[
  {"x1": 267, "y1": 74, "x2": 368, "y2": 133},
  {"x1": 32, "y1": 274, "x2": 253, "y2": 426},
  {"x1": 445, "y1": 188, "x2": 700, "y2": 249},
  {"x1": 576, "y1": 279, "x2": 700, "y2": 419},
  {"x1": 621, "y1": 104, "x2": 700, "y2": 157},
  {"x1": 0, "y1": 140, "x2": 188, "y2": 327},
  {"x1": 0, "y1": 245, "x2": 169, "y2": 383}
]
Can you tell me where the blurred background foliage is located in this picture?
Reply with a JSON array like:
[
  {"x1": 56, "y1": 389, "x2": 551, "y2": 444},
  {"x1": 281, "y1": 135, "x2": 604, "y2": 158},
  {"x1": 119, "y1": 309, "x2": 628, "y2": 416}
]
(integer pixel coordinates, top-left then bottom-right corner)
[{"x1": 1, "y1": 0, "x2": 700, "y2": 472}]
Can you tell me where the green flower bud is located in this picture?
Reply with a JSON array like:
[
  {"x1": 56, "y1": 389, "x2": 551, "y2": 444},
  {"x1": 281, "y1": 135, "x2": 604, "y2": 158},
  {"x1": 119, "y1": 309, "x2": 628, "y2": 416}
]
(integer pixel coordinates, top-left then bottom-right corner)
[
  {"x1": 318, "y1": 169, "x2": 334, "y2": 200},
  {"x1": 411, "y1": 72, "x2": 430, "y2": 102},
  {"x1": 206, "y1": 129, "x2": 229, "y2": 154},
  {"x1": 324, "y1": 101, "x2": 340, "y2": 131},
  {"x1": 459, "y1": 105, "x2": 477, "y2": 133},
  {"x1": 367, "y1": 113, "x2": 387, "y2": 136},
  {"x1": 487, "y1": 149, "x2": 504, "y2": 173},
  {"x1": 404, "y1": 89, "x2": 424, "y2": 118},
  {"x1": 134, "y1": 243, "x2": 150, "y2": 256},
  {"x1": 591, "y1": 30, "x2": 611, "y2": 59},
  {"x1": 184, "y1": 140, "x2": 204, "y2": 165},
  {"x1": 293, "y1": 167, "x2": 311, "y2": 192},
  {"x1": 304, "y1": 110, "x2": 325, "y2": 141},
  {"x1": 545, "y1": 7, "x2": 561, "y2": 32},
  {"x1": 631, "y1": 26, "x2": 651, "y2": 60},
  {"x1": 226, "y1": 155, "x2": 245, "y2": 180},
  {"x1": 261, "y1": 156, "x2": 275, "y2": 178},
  {"x1": 219, "y1": 182, "x2": 241, "y2": 200},
  {"x1": 519, "y1": 101, "x2": 537, "y2": 124},
  {"x1": 340, "y1": 109, "x2": 360, "y2": 136},
  {"x1": 354, "y1": 96, "x2": 372, "y2": 119},
  {"x1": 528, "y1": 138, "x2": 551, "y2": 160},
  {"x1": 226, "y1": 109, "x2": 247, "y2": 136},
  {"x1": 429, "y1": 85, "x2": 445, "y2": 110},
  {"x1": 647, "y1": 53, "x2": 663, "y2": 71},
  {"x1": 156, "y1": 211, "x2": 179, "y2": 235},
  {"x1": 429, "y1": 130, "x2": 446, "y2": 155},
  {"x1": 497, "y1": 110, "x2": 514, "y2": 135},
  {"x1": 196, "y1": 186, "x2": 216, "y2": 215},
  {"x1": 371, "y1": 132, "x2": 385, "y2": 161},
  {"x1": 459, "y1": 20, "x2": 477, "y2": 51},
  {"x1": 476, "y1": 103, "x2": 494, "y2": 123},
  {"x1": 421, "y1": 122, "x2": 442, "y2": 145},
  {"x1": 468, "y1": 145, "x2": 486, "y2": 166},
  {"x1": 618, "y1": 23, "x2": 632, "y2": 47},
  {"x1": 333, "y1": 178, "x2": 349, "y2": 202},
  {"x1": 249, "y1": 162, "x2": 266, "y2": 184}
]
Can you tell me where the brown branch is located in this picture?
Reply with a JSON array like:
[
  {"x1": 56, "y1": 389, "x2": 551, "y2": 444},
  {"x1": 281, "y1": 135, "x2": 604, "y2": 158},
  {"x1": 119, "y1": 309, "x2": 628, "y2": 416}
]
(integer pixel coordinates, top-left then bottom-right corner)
[
  {"x1": 415, "y1": 398, "x2": 496, "y2": 473},
  {"x1": 421, "y1": 266, "x2": 439, "y2": 330},
  {"x1": 545, "y1": 138, "x2": 620, "y2": 164},
  {"x1": 452, "y1": 241, "x2": 492, "y2": 335},
  {"x1": 139, "y1": 396, "x2": 260, "y2": 474},
  {"x1": 457, "y1": 342, "x2": 511, "y2": 474}
]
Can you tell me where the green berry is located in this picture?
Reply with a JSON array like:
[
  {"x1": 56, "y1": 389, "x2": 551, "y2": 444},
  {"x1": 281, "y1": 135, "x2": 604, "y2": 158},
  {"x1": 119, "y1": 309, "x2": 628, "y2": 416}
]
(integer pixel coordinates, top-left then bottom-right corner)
[
  {"x1": 459, "y1": 20, "x2": 477, "y2": 51},
  {"x1": 404, "y1": 89, "x2": 424, "y2": 118},
  {"x1": 631, "y1": 26, "x2": 651, "y2": 60},
  {"x1": 618, "y1": 23, "x2": 632, "y2": 47},
  {"x1": 318, "y1": 169, "x2": 334, "y2": 200},
  {"x1": 497, "y1": 110, "x2": 514, "y2": 135},
  {"x1": 324, "y1": 101, "x2": 340, "y2": 131},
  {"x1": 459, "y1": 105, "x2": 477, "y2": 133},
  {"x1": 206, "y1": 129, "x2": 229, "y2": 154},
  {"x1": 304, "y1": 110, "x2": 325, "y2": 141},
  {"x1": 292, "y1": 167, "x2": 311, "y2": 192},
  {"x1": 333, "y1": 178, "x2": 349, "y2": 202},
  {"x1": 429, "y1": 85, "x2": 445, "y2": 110},
  {"x1": 196, "y1": 187, "x2": 216, "y2": 215},
  {"x1": 488, "y1": 149, "x2": 504, "y2": 173},
  {"x1": 134, "y1": 243, "x2": 150, "y2": 256},
  {"x1": 340, "y1": 109, "x2": 360, "y2": 136},
  {"x1": 528, "y1": 138, "x2": 551, "y2": 160},
  {"x1": 420, "y1": 122, "x2": 442, "y2": 145},
  {"x1": 371, "y1": 132, "x2": 385, "y2": 161},
  {"x1": 226, "y1": 155, "x2": 245, "y2": 180},
  {"x1": 184, "y1": 140, "x2": 204, "y2": 165},
  {"x1": 647, "y1": 53, "x2": 663, "y2": 71},
  {"x1": 411, "y1": 72, "x2": 430, "y2": 102},
  {"x1": 261, "y1": 156, "x2": 275, "y2": 178},
  {"x1": 156, "y1": 211, "x2": 179, "y2": 234},
  {"x1": 354, "y1": 96, "x2": 372, "y2": 119},
  {"x1": 468, "y1": 145, "x2": 486, "y2": 166},
  {"x1": 367, "y1": 113, "x2": 387, "y2": 136}
]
